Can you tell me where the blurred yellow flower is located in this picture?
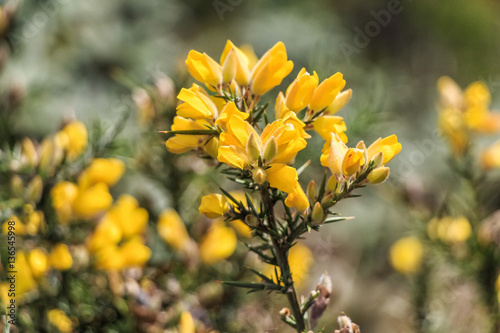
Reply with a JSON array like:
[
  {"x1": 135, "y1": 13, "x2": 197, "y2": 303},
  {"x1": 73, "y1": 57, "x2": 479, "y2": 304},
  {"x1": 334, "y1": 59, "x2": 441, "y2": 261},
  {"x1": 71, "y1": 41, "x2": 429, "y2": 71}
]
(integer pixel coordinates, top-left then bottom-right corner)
[
  {"x1": 49, "y1": 244, "x2": 73, "y2": 271},
  {"x1": 481, "y1": 140, "x2": 500, "y2": 169},
  {"x1": 21, "y1": 137, "x2": 38, "y2": 167},
  {"x1": 118, "y1": 238, "x2": 151, "y2": 268},
  {"x1": 389, "y1": 236, "x2": 424, "y2": 274},
  {"x1": 178, "y1": 311, "x2": 195, "y2": 333},
  {"x1": 78, "y1": 158, "x2": 125, "y2": 189},
  {"x1": 51, "y1": 181, "x2": 79, "y2": 223},
  {"x1": 72, "y1": 182, "x2": 113, "y2": 219},
  {"x1": 250, "y1": 41, "x2": 294, "y2": 96},
  {"x1": 3, "y1": 215, "x2": 27, "y2": 235},
  {"x1": 158, "y1": 208, "x2": 191, "y2": 251},
  {"x1": 28, "y1": 248, "x2": 50, "y2": 278},
  {"x1": 47, "y1": 309, "x2": 73, "y2": 333},
  {"x1": 87, "y1": 218, "x2": 123, "y2": 252},
  {"x1": 263, "y1": 242, "x2": 313, "y2": 289},
  {"x1": 428, "y1": 216, "x2": 472, "y2": 244},
  {"x1": 199, "y1": 220, "x2": 237, "y2": 265},
  {"x1": 325, "y1": 88, "x2": 352, "y2": 115},
  {"x1": 199, "y1": 193, "x2": 229, "y2": 218},
  {"x1": 104, "y1": 194, "x2": 148, "y2": 238},
  {"x1": 15, "y1": 251, "x2": 37, "y2": 296},
  {"x1": 57, "y1": 121, "x2": 88, "y2": 160},
  {"x1": 496, "y1": 274, "x2": 500, "y2": 304}
]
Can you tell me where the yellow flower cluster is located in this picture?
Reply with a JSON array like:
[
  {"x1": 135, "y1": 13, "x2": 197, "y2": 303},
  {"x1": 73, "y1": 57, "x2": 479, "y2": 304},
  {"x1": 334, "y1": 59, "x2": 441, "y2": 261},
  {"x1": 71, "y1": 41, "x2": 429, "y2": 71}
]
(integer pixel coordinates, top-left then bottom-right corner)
[
  {"x1": 158, "y1": 207, "x2": 247, "y2": 265},
  {"x1": 87, "y1": 194, "x2": 150, "y2": 270},
  {"x1": 2, "y1": 204, "x2": 44, "y2": 236},
  {"x1": 165, "y1": 40, "x2": 400, "y2": 213},
  {"x1": 0, "y1": 244, "x2": 72, "y2": 305},
  {"x1": 437, "y1": 77, "x2": 500, "y2": 155},
  {"x1": 427, "y1": 215, "x2": 472, "y2": 244},
  {"x1": 51, "y1": 158, "x2": 125, "y2": 223}
]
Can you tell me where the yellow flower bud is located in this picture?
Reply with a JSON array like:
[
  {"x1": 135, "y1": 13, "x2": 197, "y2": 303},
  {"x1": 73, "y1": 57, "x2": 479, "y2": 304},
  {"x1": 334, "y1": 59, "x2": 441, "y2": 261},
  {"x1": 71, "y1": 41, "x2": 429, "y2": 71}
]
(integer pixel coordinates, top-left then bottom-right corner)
[
  {"x1": 220, "y1": 40, "x2": 251, "y2": 86},
  {"x1": 326, "y1": 175, "x2": 338, "y2": 192},
  {"x1": 325, "y1": 88, "x2": 352, "y2": 114},
  {"x1": 367, "y1": 167, "x2": 390, "y2": 184},
  {"x1": 27, "y1": 175, "x2": 43, "y2": 203},
  {"x1": 49, "y1": 244, "x2": 73, "y2": 271},
  {"x1": 311, "y1": 202, "x2": 324, "y2": 225},
  {"x1": 389, "y1": 237, "x2": 424, "y2": 274},
  {"x1": 307, "y1": 180, "x2": 317, "y2": 202},
  {"x1": 263, "y1": 136, "x2": 277, "y2": 162},
  {"x1": 244, "y1": 214, "x2": 259, "y2": 228},
  {"x1": 10, "y1": 175, "x2": 23, "y2": 197},
  {"x1": 21, "y1": 137, "x2": 38, "y2": 167},
  {"x1": 39, "y1": 137, "x2": 54, "y2": 173},
  {"x1": 199, "y1": 194, "x2": 229, "y2": 218},
  {"x1": 252, "y1": 167, "x2": 267, "y2": 185},
  {"x1": 222, "y1": 48, "x2": 237, "y2": 83},
  {"x1": 246, "y1": 132, "x2": 262, "y2": 163},
  {"x1": 481, "y1": 140, "x2": 500, "y2": 169}
]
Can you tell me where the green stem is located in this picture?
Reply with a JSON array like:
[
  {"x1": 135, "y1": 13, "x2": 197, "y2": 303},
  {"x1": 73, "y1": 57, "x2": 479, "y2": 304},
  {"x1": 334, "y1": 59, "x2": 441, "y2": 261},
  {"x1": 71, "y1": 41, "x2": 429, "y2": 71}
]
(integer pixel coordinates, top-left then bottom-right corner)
[{"x1": 260, "y1": 184, "x2": 305, "y2": 332}]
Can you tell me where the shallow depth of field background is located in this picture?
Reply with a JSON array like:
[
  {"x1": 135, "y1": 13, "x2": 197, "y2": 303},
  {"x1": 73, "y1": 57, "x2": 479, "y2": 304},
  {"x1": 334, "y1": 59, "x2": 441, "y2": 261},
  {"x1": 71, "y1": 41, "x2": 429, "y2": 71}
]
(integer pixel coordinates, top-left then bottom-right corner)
[{"x1": 4, "y1": 0, "x2": 500, "y2": 332}]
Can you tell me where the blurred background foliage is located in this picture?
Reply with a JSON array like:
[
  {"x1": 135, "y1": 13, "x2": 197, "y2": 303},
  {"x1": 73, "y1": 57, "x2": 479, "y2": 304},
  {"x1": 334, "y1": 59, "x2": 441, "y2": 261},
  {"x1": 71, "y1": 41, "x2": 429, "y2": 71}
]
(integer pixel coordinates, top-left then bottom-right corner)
[{"x1": 2, "y1": 0, "x2": 500, "y2": 332}]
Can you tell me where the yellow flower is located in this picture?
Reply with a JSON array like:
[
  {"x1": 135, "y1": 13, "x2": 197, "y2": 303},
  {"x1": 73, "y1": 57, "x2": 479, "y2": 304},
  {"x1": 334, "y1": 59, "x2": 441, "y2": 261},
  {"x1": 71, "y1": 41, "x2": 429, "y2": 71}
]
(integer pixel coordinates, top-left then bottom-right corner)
[
  {"x1": 389, "y1": 237, "x2": 424, "y2": 274},
  {"x1": 220, "y1": 40, "x2": 252, "y2": 86},
  {"x1": 118, "y1": 238, "x2": 151, "y2": 268},
  {"x1": 57, "y1": 121, "x2": 88, "y2": 160},
  {"x1": 78, "y1": 158, "x2": 125, "y2": 189},
  {"x1": 325, "y1": 89, "x2": 352, "y2": 114},
  {"x1": 312, "y1": 115, "x2": 347, "y2": 142},
  {"x1": 14, "y1": 251, "x2": 37, "y2": 297},
  {"x1": 51, "y1": 181, "x2": 79, "y2": 223},
  {"x1": 87, "y1": 218, "x2": 122, "y2": 252},
  {"x1": 104, "y1": 194, "x2": 148, "y2": 238},
  {"x1": 320, "y1": 133, "x2": 348, "y2": 177},
  {"x1": 178, "y1": 311, "x2": 195, "y2": 333},
  {"x1": 310, "y1": 72, "x2": 346, "y2": 112},
  {"x1": 199, "y1": 193, "x2": 230, "y2": 218},
  {"x1": 165, "y1": 116, "x2": 213, "y2": 154},
  {"x1": 285, "y1": 68, "x2": 319, "y2": 112},
  {"x1": 3, "y1": 215, "x2": 27, "y2": 236},
  {"x1": 284, "y1": 183, "x2": 309, "y2": 212},
  {"x1": 158, "y1": 208, "x2": 191, "y2": 251},
  {"x1": 481, "y1": 140, "x2": 500, "y2": 169},
  {"x1": 250, "y1": 42, "x2": 294, "y2": 96},
  {"x1": 199, "y1": 220, "x2": 237, "y2": 265},
  {"x1": 367, "y1": 134, "x2": 402, "y2": 165},
  {"x1": 428, "y1": 216, "x2": 471, "y2": 244},
  {"x1": 263, "y1": 242, "x2": 313, "y2": 289},
  {"x1": 72, "y1": 183, "x2": 113, "y2": 219},
  {"x1": 47, "y1": 309, "x2": 73, "y2": 333},
  {"x1": 28, "y1": 248, "x2": 49, "y2": 278},
  {"x1": 215, "y1": 101, "x2": 249, "y2": 131},
  {"x1": 185, "y1": 50, "x2": 222, "y2": 86},
  {"x1": 176, "y1": 84, "x2": 219, "y2": 119},
  {"x1": 438, "y1": 108, "x2": 469, "y2": 155},
  {"x1": 49, "y1": 244, "x2": 73, "y2": 271},
  {"x1": 218, "y1": 115, "x2": 306, "y2": 169},
  {"x1": 342, "y1": 148, "x2": 365, "y2": 176}
]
